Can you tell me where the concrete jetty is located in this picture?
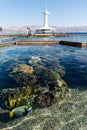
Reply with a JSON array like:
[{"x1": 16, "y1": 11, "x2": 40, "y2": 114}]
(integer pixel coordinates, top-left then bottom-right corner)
[
  {"x1": 16, "y1": 40, "x2": 87, "y2": 47},
  {"x1": 0, "y1": 40, "x2": 87, "y2": 48},
  {"x1": 0, "y1": 34, "x2": 87, "y2": 48},
  {"x1": 59, "y1": 40, "x2": 87, "y2": 48}
]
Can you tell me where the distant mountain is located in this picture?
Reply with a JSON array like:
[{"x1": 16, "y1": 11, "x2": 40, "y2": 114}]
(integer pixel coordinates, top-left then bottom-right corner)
[
  {"x1": 52, "y1": 26, "x2": 87, "y2": 32},
  {"x1": 2, "y1": 25, "x2": 87, "y2": 33}
]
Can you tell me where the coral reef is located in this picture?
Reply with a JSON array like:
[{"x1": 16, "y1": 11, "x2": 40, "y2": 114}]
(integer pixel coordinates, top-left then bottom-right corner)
[
  {"x1": 0, "y1": 60, "x2": 68, "y2": 110},
  {"x1": 11, "y1": 73, "x2": 37, "y2": 86},
  {"x1": 11, "y1": 64, "x2": 33, "y2": 74},
  {"x1": 34, "y1": 87, "x2": 53, "y2": 108},
  {"x1": 28, "y1": 56, "x2": 41, "y2": 65},
  {"x1": 10, "y1": 64, "x2": 37, "y2": 86},
  {"x1": 0, "y1": 87, "x2": 33, "y2": 110},
  {"x1": 33, "y1": 78, "x2": 68, "y2": 108}
]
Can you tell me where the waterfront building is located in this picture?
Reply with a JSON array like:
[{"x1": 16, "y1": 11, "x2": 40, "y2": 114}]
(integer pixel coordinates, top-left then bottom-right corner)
[{"x1": 35, "y1": 8, "x2": 55, "y2": 36}]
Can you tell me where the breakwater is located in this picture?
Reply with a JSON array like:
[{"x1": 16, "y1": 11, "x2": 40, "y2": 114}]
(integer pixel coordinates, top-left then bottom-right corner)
[{"x1": 0, "y1": 40, "x2": 87, "y2": 48}]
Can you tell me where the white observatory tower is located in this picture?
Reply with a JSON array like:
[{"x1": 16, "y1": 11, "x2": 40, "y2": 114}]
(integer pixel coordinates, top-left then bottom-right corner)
[
  {"x1": 43, "y1": 9, "x2": 49, "y2": 27},
  {"x1": 35, "y1": 6, "x2": 55, "y2": 35}
]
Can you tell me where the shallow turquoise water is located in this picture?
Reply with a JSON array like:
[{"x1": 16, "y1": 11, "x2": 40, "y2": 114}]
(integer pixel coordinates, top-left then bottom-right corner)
[
  {"x1": 0, "y1": 36, "x2": 24, "y2": 42},
  {"x1": 24, "y1": 35, "x2": 87, "y2": 42},
  {"x1": 1, "y1": 35, "x2": 87, "y2": 42},
  {"x1": 58, "y1": 35, "x2": 87, "y2": 42},
  {"x1": 0, "y1": 44, "x2": 87, "y2": 90}
]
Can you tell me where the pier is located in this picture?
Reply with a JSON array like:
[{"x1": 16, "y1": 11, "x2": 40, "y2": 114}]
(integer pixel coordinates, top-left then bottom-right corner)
[
  {"x1": 0, "y1": 39, "x2": 87, "y2": 48},
  {"x1": 15, "y1": 40, "x2": 87, "y2": 48}
]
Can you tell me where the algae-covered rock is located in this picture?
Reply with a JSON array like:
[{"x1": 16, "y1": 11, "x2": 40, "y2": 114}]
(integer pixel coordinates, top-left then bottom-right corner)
[
  {"x1": 33, "y1": 71, "x2": 68, "y2": 108},
  {"x1": 37, "y1": 56, "x2": 65, "y2": 77},
  {"x1": 18, "y1": 86, "x2": 32, "y2": 98},
  {"x1": 0, "y1": 86, "x2": 33, "y2": 110},
  {"x1": 11, "y1": 73, "x2": 37, "y2": 86},
  {"x1": 33, "y1": 78, "x2": 68, "y2": 108},
  {"x1": 3, "y1": 58, "x2": 68, "y2": 110},
  {"x1": 0, "y1": 89, "x2": 18, "y2": 109},
  {"x1": 48, "y1": 65, "x2": 65, "y2": 77},
  {"x1": 4, "y1": 97, "x2": 30, "y2": 109},
  {"x1": 12, "y1": 64, "x2": 33, "y2": 74},
  {"x1": 49, "y1": 79, "x2": 68, "y2": 103},
  {"x1": 28, "y1": 56, "x2": 41, "y2": 65},
  {"x1": 5, "y1": 99, "x2": 16, "y2": 109},
  {"x1": 34, "y1": 68, "x2": 60, "y2": 86},
  {"x1": 34, "y1": 89, "x2": 53, "y2": 108},
  {"x1": 9, "y1": 64, "x2": 37, "y2": 86},
  {"x1": 16, "y1": 98, "x2": 30, "y2": 107},
  {"x1": 41, "y1": 69, "x2": 60, "y2": 82}
]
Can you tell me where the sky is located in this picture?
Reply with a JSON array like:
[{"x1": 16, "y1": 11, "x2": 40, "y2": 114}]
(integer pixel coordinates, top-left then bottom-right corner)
[{"x1": 0, "y1": 0, "x2": 87, "y2": 27}]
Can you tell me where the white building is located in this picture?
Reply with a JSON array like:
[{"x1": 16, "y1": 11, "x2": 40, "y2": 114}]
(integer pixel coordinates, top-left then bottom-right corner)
[{"x1": 35, "y1": 8, "x2": 55, "y2": 35}]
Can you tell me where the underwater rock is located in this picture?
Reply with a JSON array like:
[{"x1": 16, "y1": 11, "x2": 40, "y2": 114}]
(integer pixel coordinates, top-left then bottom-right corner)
[
  {"x1": 2, "y1": 59, "x2": 68, "y2": 110},
  {"x1": 5, "y1": 97, "x2": 30, "y2": 110},
  {"x1": 39, "y1": 56, "x2": 65, "y2": 77},
  {"x1": 34, "y1": 78, "x2": 68, "y2": 108},
  {"x1": 31, "y1": 56, "x2": 65, "y2": 78},
  {"x1": 34, "y1": 68, "x2": 60, "y2": 85},
  {"x1": 41, "y1": 69, "x2": 60, "y2": 82},
  {"x1": 9, "y1": 64, "x2": 37, "y2": 86},
  {"x1": 28, "y1": 56, "x2": 41, "y2": 65},
  {"x1": 0, "y1": 88, "x2": 18, "y2": 109},
  {"x1": 18, "y1": 86, "x2": 32, "y2": 97},
  {"x1": 34, "y1": 90, "x2": 53, "y2": 108},
  {"x1": 48, "y1": 65, "x2": 65, "y2": 77},
  {"x1": 12, "y1": 64, "x2": 33, "y2": 74},
  {"x1": 33, "y1": 66, "x2": 68, "y2": 107},
  {"x1": 0, "y1": 87, "x2": 33, "y2": 109},
  {"x1": 49, "y1": 79, "x2": 68, "y2": 103},
  {"x1": 11, "y1": 73, "x2": 37, "y2": 86},
  {"x1": 16, "y1": 98, "x2": 30, "y2": 107},
  {"x1": 5, "y1": 98, "x2": 16, "y2": 109}
]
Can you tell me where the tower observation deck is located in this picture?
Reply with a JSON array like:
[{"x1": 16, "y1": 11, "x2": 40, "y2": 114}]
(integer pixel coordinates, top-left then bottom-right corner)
[{"x1": 35, "y1": 8, "x2": 55, "y2": 36}]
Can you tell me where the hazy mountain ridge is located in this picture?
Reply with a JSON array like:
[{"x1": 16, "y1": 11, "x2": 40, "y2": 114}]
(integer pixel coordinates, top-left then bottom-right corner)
[{"x1": 2, "y1": 25, "x2": 87, "y2": 32}]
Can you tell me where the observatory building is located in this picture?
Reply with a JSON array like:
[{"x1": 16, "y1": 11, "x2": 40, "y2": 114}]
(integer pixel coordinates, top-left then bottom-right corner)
[{"x1": 35, "y1": 8, "x2": 55, "y2": 36}]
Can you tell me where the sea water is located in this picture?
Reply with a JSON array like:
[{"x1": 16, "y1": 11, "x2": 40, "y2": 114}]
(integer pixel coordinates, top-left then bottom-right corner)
[
  {"x1": 18, "y1": 35, "x2": 87, "y2": 42},
  {"x1": 1, "y1": 34, "x2": 87, "y2": 42},
  {"x1": 0, "y1": 36, "x2": 87, "y2": 129},
  {"x1": 0, "y1": 44, "x2": 87, "y2": 90},
  {"x1": 0, "y1": 36, "x2": 24, "y2": 42}
]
